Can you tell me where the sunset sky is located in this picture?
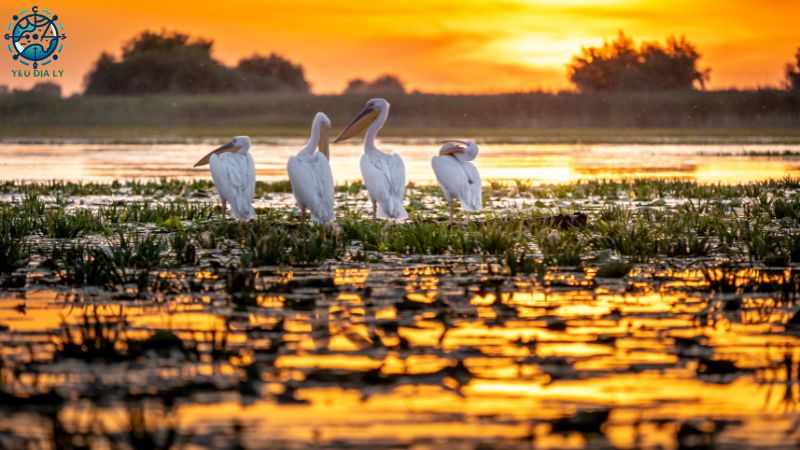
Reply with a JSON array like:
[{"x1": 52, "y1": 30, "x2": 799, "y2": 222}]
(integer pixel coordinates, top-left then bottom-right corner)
[{"x1": 2, "y1": 0, "x2": 799, "y2": 95}]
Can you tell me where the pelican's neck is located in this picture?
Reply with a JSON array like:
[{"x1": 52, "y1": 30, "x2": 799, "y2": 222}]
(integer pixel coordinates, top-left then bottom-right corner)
[
  {"x1": 364, "y1": 106, "x2": 389, "y2": 152},
  {"x1": 238, "y1": 141, "x2": 251, "y2": 154},
  {"x1": 300, "y1": 116, "x2": 325, "y2": 156}
]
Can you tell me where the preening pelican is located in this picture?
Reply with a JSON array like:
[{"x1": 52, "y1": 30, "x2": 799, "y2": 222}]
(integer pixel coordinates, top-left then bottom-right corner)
[
  {"x1": 193, "y1": 136, "x2": 255, "y2": 220},
  {"x1": 431, "y1": 140, "x2": 482, "y2": 224},
  {"x1": 287, "y1": 112, "x2": 335, "y2": 223},
  {"x1": 334, "y1": 98, "x2": 407, "y2": 220}
]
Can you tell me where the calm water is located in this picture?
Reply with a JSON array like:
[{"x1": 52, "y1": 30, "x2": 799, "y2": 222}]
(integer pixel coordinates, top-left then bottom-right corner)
[
  {"x1": 1, "y1": 140, "x2": 800, "y2": 183},
  {"x1": 2, "y1": 265, "x2": 799, "y2": 448}
]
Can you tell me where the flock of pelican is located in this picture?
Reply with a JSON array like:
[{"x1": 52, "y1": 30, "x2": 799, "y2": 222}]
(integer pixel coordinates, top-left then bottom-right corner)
[{"x1": 194, "y1": 98, "x2": 481, "y2": 224}]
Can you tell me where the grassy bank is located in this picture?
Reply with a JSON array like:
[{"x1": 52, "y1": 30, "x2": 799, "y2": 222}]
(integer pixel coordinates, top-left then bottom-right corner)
[{"x1": 1, "y1": 90, "x2": 799, "y2": 143}]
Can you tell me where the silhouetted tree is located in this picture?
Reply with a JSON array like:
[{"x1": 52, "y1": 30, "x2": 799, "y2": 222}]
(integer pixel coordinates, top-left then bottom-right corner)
[
  {"x1": 235, "y1": 53, "x2": 310, "y2": 92},
  {"x1": 85, "y1": 30, "x2": 234, "y2": 94},
  {"x1": 344, "y1": 78, "x2": 368, "y2": 93},
  {"x1": 343, "y1": 74, "x2": 405, "y2": 94},
  {"x1": 786, "y1": 48, "x2": 800, "y2": 91},
  {"x1": 568, "y1": 32, "x2": 709, "y2": 92}
]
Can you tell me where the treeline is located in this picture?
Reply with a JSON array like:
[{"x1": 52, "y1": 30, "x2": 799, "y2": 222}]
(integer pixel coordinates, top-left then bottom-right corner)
[
  {"x1": 80, "y1": 30, "x2": 411, "y2": 96},
  {"x1": 2, "y1": 90, "x2": 798, "y2": 131},
  {"x1": 6, "y1": 29, "x2": 800, "y2": 97},
  {"x1": 78, "y1": 29, "x2": 800, "y2": 95}
]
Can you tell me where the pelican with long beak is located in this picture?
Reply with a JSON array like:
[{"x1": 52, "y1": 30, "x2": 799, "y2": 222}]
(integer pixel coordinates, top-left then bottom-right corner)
[
  {"x1": 287, "y1": 112, "x2": 335, "y2": 223},
  {"x1": 431, "y1": 140, "x2": 482, "y2": 224},
  {"x1": 193, "y1": 135, "x2": 256, "y2": 220},
  {"x1": 334, "y1": 98, "x2": 407, "y2": 220}
]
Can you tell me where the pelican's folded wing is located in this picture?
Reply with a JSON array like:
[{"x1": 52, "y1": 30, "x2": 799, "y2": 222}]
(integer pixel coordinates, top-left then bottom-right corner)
[{"x1": 211, "y1": 152, "x2": 255, "y2": 220}]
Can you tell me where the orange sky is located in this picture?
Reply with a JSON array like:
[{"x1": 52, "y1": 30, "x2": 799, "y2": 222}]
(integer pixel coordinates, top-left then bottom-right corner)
[{"x1": 1, "y1": 0, "x2": 799, "y2": 95}]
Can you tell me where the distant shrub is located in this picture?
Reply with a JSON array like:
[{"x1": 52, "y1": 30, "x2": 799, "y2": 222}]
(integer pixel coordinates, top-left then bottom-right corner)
[
  {"x1": 344, "y1": 74, "x2": 406, "y2": 94},
  {"x1": 236, "y1": 53, "x2": 310, "y2": 92}
]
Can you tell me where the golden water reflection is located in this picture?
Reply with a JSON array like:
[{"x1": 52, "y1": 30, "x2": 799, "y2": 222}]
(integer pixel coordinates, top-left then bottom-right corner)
[{"x1": 1, "y1": 264, "x2": 799, "y2": 448}]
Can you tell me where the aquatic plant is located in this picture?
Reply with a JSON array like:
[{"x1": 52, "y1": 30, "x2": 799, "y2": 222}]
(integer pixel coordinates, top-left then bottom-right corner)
[
  {"x1": 385, "y1": 222, "x2": 452, "y2": 255},
  {"x1": 473, "y1": 221, "x2": 521, "y2": 255},
  {"x1": 39, "y1": 208, "x2": 99, "y2": 238},
  {"x1": 0, "y1": 232, "x2": 28, "y2": 273},
  {"x1": 536, "y1": 228, "x2": 585, "y2": 266},
  {"x1": 170, "y1": 230, "x2": 197, "y2": 266}
]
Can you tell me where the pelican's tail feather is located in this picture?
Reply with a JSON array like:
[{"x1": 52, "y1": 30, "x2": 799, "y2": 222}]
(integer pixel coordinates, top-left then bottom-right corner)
[
  {"x1": 310, "y1": 205, "x2": 335, "y2": 223},
  {"x1": 230, "y1": 198, "x2": 255, "y2": 220},
  {"x1": 460, "y1": 189, "x2": 482, "y2": 212},
  {"x1": 460, "y1": 198, "x2": 481, "y2": 212},
  {"x1": 377, "y1": 199, "x2": 408, "y2": 220}
]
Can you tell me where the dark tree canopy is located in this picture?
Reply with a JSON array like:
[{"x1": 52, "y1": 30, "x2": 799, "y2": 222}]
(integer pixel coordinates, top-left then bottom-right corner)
[
  {"x1": 344, "y1": 74, "x2": 405, "y2": 94},
  {"x1": 568, "y1": 32, "x2": 709, "y2": 92},
  {"x1": 236, "y1": 53, "x2": 310, "y2": 92},
  {"x1": 786, "y1": 48, "x2": 800, "y2": 91},
  {"x1": 84, "y1": 30, "x2": 310, "y2": 95}
]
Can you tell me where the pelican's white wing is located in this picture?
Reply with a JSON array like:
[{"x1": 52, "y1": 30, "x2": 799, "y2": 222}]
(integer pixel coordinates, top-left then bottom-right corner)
[
  {"x1": 460, "y1": 160, "x2": 482, "y2": 211},
  {"x1": 432, "y1": 155, "x2": 482, "y2": 212},
  {"x1": 210, "y1": 152, "x2": 255, "y2": 220},
  {"x1": 287, "y1": 153, "x2": 335, "y2": 223},
  {"x1": 360, "y1": 151, "x2": 407, "y2": 219}
]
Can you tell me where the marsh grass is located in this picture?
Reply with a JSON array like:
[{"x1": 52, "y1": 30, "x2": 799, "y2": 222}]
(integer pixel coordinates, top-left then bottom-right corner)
[
  {"x1": 39, "y1": 208, "x2": 100, "y2": 238},
  {"x1": 0, "y1": 177, "x2": 797, "y2": 285},
  {"x1": 536, "y1": 229, "x2": 585, "y2": 266},
  {"x1": 0, "y1": 232, "x2": 28, "y2": 273},
  {"x1": 101, "y1": 201, "x2": 214, "y2": 224},
  {"x1": 239, "y1": 223, "x2": 344, "y2": 266},
  {"x1": 170, "y1": 230, "x2": 197, "y2": 266}
]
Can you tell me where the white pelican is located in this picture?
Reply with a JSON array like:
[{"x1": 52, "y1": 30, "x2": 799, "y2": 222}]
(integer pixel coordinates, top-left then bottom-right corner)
[
  {"x1": 334, "y1": 98, "x2": 407, "y2": 220},
  {"x1": 193, "y1": 136, "x2": 255, "y2": 220},
  {"x1": 287, "y1": 112, "x2": 335, "y2": 223},
  {"x1": 431, "y1": 140, "x2": 482, "y2": 224}
]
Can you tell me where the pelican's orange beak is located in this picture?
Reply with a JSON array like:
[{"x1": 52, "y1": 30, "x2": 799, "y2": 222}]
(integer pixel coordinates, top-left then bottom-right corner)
[{"x1": 334, "y1": 105, "x2": 379, "y2": 143}]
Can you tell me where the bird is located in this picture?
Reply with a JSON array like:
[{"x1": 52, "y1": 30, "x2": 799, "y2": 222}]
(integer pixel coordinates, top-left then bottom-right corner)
[
  {"x1": 334, "y1": 98, "x2": 408, "y2": 220},
  {"x1": 287, "y1": 112, "x2": 335, "y2": 223},
  {"x1": 431, "y1": 140, "x2": 482, "y2": 224},
  {"x1": 193, "y1": 136, "x2": 255, "y2": 220}
]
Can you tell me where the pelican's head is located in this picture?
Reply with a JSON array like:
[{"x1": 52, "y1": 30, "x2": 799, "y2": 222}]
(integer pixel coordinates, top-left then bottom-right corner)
[
  {"x1": 193, "y1": 135, "x2": 251, "y2": 167},
  {"x1": 334, "y1": 98, "x2": 390, "y2": 143},
  {"x1": 438, "y1": 139, "x2": 479, "y2": 162}
]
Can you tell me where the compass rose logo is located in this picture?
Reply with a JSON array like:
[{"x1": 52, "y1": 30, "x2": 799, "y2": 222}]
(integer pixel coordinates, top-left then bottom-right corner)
[{"x1": 4, "y1": 5, "x2": 66, "y2": 69}]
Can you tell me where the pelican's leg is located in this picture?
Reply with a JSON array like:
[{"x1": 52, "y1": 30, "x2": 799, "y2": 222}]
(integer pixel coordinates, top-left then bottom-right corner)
[
  {"x1": 372, "y1": 200, "x2": 377, "y2": 220},
  {"x1": 301, "y1": 206, "x2": 307, "y2": 222},
  {"x1": 221, "y1": 199, "x2": 227, "y2": 220},
  {"x1": 448, "y1": 199, "x2": 455, "y2": 226}
]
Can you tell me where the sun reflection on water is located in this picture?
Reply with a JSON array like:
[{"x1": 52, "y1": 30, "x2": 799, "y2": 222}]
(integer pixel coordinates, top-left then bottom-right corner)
[{"x1": 1, "y1": 262, "x2": 800, "y2": 448}]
